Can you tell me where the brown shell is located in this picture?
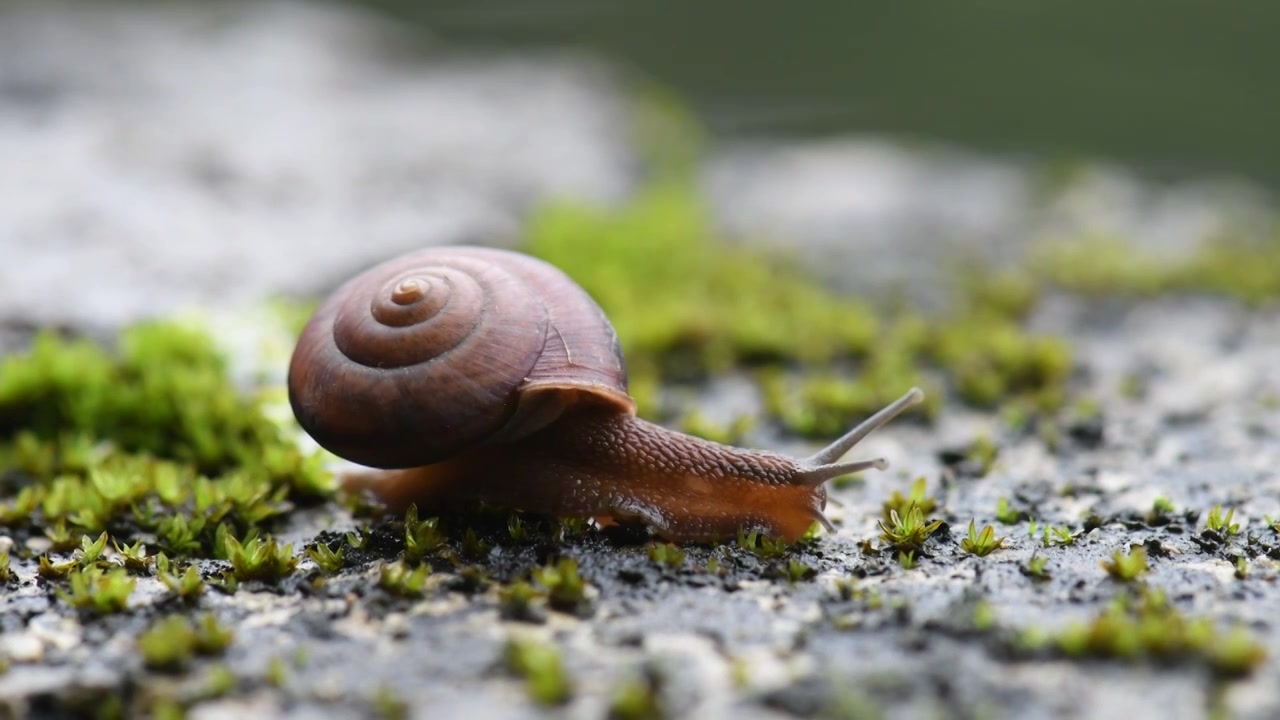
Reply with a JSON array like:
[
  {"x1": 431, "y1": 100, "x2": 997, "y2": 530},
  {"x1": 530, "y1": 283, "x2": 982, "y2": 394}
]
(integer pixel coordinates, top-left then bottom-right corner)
[{"x1": 287, "y1": 246, "x2": 634, "y2": 469}]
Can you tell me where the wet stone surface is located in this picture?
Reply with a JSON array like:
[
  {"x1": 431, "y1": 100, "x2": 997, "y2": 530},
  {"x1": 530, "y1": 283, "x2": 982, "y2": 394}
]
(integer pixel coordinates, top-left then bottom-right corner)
[{"x1": 1, "y1": 2, "x2": 1279, "y2": 720}]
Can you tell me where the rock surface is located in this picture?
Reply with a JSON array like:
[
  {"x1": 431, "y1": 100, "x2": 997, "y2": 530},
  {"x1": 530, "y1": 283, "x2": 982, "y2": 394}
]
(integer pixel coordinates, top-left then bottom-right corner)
[{"x1": 1, "y1": 2, "x2": 1277, "y2": 720}]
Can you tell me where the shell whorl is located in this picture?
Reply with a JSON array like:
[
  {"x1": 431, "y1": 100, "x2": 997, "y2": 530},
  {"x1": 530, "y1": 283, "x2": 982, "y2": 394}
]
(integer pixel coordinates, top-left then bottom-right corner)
[{"x1": 288, "y1": 246, "x2": 633, "y2": 469}]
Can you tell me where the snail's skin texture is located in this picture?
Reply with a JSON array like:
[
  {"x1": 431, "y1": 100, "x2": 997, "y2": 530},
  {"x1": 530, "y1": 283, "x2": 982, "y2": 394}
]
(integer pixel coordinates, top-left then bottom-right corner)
[
  {"x1": 289, "y1": 245, "x2": 924, "y2": 543},
  {"x1": 345, "y1": 407, "x2": 827, "y2": 542}
]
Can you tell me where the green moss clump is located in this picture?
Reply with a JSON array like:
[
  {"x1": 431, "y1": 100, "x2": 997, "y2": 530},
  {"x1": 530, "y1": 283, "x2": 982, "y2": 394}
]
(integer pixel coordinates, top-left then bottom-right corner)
[
  {"x1": 525, "y1": 184, "x2": 880, "y2": 377},
  {"x1": 502, "y1": 637, "x2": 573, "y2": 707},
  {"x1": 1033, "y1": 235, "x2": 1280, "y2": 306},
  {"x1": 524, "y1": 183, "x2": 1074, "y2": 433},
  {"x1": 1043, "y1": 589, "x2": 1265, "y2": 677},
  {"x1": 0, "y1": 322, "x2": 331, "y2": 562}
]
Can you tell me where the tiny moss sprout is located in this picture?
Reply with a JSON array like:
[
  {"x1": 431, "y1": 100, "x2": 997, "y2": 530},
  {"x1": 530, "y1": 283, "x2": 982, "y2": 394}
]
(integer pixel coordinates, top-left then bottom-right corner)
[
  {"x1": 1205, "y1": 505, "x2": 1240, "y2": 536},
  {"x1": 995, "y1": 497, "x2": 1027, "y2": 525},
  {"x1": 77, "y1": 532, "x2": 109, "y2": 568},
  {"x1": 507, "y1": 514, "x2": 530, "y2": 542},
  {"x1": 878, "y1": 506, "x2": 943, "y2": 553},
  {"x1": 223, "y1": 535, "x2": 298, "y2": 583},
  {"x1": 0, "y1": 552, "x2": 11, "y2": 583},
  {"x1": 499, "y1": 581, "x2": 542, "y2": 623},
  {"x1": 1267, "y1": 515, "x2": 1279, "y2": 533},
  {"x1": 461, "y1": 528, "x2": 491, "y2": 559},
  {"x1": 379, "y1": 561, "x2": 429, "y2": 598},
  {"x1": 961, "y1": 521, "x2": 1006, "y2": 557},
  {"x1": 1234, "y1": 557, "x2": 1249, "y2": 580},
  {"x1": 502, "y1": 637, "x2": 572, "y2": 706},
  {"x1": 533, "y1": 558, "x2": 590, "y2": 615},
  {"x1": 965, "y1": 435, "x2": 999, "y2": 476},
  {"x1": 647, "y1": 543, "x2": 687, "y2": 569},
  {"x1": 1023, "y1": 553, "x2": 1050, "y2": 580},
  {"x1": 305, "y1": 542, "x2": 346, "y2": 574},
  {"x1": 140, "y1": 614, "x2": 235, "y2": 672},
  {"x1": 896, "y1": 551, "x2": 917, "y2": 570},
  {"x1": 114, "y1": 538, "x2": 152, "y2": 572},
  {"x1": 401, "y1": 506, "x2": 445, "y2": 564},
  {"x1": 881, "y1": 476, "x2": 936, "y2": 522},
  {"x1": 1101, "y1": 546, "x2": 1148, "y2": 582},
  {"x1": 57, "y1": 567, "x2": 136, "y2": 614},
  {"x1": 735, "y1": 527, "x2": 789, "y2": 559},
  {"x1": 371, "y1": 686, "x2": 410, "y2": 720},
  {"x1": 1042, "y1": 524, "x2": 1077, "y2": 548},
  {"x1": 157, "y1": 554, "x2": 206, "y2": 602},
  {"x1": 1045, "y1": 588, "x2": 1266, "y2": 676},
  {"x1": 37, "y1": 554, "x2": 77, "y2": 579},
  {"x1": 777, "y1": 558, "x2": 816, "y2": 583},
  {"x1": 607, "y1": 671, "x2": 663, "y2": 720}
]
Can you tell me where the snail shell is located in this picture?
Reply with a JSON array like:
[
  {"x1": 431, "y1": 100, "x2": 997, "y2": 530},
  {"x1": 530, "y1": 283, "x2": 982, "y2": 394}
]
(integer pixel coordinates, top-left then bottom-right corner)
[{"x1": 288, "y1": 246, "x2": 633, "y2": 469}]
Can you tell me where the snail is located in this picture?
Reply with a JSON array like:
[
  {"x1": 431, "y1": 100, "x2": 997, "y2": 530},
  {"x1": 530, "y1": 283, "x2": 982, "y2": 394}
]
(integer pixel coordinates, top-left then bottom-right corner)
[{"x1": 288, "y1": 245, "x2": 923, "y2": 542}]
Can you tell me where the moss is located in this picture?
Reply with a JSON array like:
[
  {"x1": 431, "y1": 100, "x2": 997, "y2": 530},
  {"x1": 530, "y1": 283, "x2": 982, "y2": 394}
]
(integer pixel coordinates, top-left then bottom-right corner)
[
  {"x1": 0, "y1": 322, "x2": 332, "y2": 576},
  {"x1": 523, "y1": 183, "x2": 1075, "y2": 435},
  {"x1": 524, "y1": 184, "x2": 881, "y2": 377},
  {"x1": 1033, "y1": 234, "x2": 1280, "y2": 306},
  {"x1": 960, "y1": 520, "x2": 1006, "y2": 557},
  {"x1": 1039, "y1": 588, "x2": 1266, "y2": 677},
  {"x1": 502, "y1": 637, "x2": 573, "y2": 707},
  {"x1": 1101, "y1": 546, "x2": 1148, "y2": 582},
  {"x1": 138, "y1": 614, "x2": 234, "y2": 673}
]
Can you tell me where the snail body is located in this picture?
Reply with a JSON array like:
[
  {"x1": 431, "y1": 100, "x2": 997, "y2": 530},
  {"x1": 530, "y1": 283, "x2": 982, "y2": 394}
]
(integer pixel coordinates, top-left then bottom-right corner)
[{"x1": 288, "y1": 246, "x2": 922, "y2": 542}]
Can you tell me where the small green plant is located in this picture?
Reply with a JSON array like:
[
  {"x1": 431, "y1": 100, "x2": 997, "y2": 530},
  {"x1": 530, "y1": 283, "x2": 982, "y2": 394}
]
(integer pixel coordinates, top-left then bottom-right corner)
[
  {"x1": 379, "y1": 561, "x2": 429, "y2": 598},
  {"x1": 1042, "y1": 524, "x2": 1076, "y2": 548},
  {"x1": 402, "y1": 505, "x2": 445, "y2": 564},
  {"x1": 223, "y1": 534, "x2": 298, "y2": 583},
  {"x1": 881, "y1": 476, "x2": 936, "y2": 522},
  {"x1": 57, "y1": 567, "x2": 135, "y2": 613},
  {"x1": 896, "y1": 551, "x2": 917, "y2": 570},
  {"x1": 1234, "y1": 557, "x2": 1249, "y2": 580},
  {"x1": 113, "y1": 538, "x2": 152, "y2": 572},
  {"x1": 607, "y1": 671, "x2": 663, "y2": 720},
  {"x1": 961, "y1": 520, "x2": 1006, "y2": 556},
  {"x1": 76, "y1": 532, "x2": 110, "y2": 567},
  {"x1": 533, "y1": 558, "x2": 590, "y2": 615},
  {"x1": 461, "y1": 528, "x2": 491, "y2": 559},
  {"x1": 499, "y1": 581, "x2": 542, "y2": 623},
  {"x1": 507, "y1": 514, "x2": 530, "y2": 542},
  {"x1": 995, "y1": 498, "x2": 1026, "y2": 525},
  {"x1": 1045, "y1": 588, "x2": 1265, "y2": 676},
  {"x1": 0, "y1": 552, "x2": 10, "y2": 583},
  {"x1": 139, "y1": 615, "x2": 198, "y2": 672},
  {"x1": 966, "y1": 435, "x2": 999, "y2": 475},
  {"x1": 735, "y1": 527, "x2": 790, "y2": 559},
  {"x1": 157, "y1": 554, "x2": 206, "y2": 602},
  {"x1": 877, "y1": 506, "x2": 943, "y2": 553},
  {"x1": 1101, "y1": 546, "x2": 1148, "y2": 582},
  {"x1": 1267, "y1": 515, "x2": 1279, "y2": 533},
  {"x1": 1205, "y1": 505, "x2": 1239, "y2": 536},
  {"x1": 44, "y1": 520, "x2": 78, "y2": 553},
  {"x1": 37, "y1": 554, "x2": 77, "y2": 579},
  {"x1": 502, "y1": 637, "x2": 572, "y2": 706},
  {"x1": 647, "y1": 543, "x2": 687, "y2": 569},
  {"x1": 1024, "y1": 553, "x2": 1050, "y2": 580},
  {"x1": 779, "y1": 558, "x2": 815, "y2": 583},
  {"x1": 138, "y1": 613, "x2": 234, "y2": 672},
  {"x1": 306, "y1": 542, "x2": 346, "y2": 574}
]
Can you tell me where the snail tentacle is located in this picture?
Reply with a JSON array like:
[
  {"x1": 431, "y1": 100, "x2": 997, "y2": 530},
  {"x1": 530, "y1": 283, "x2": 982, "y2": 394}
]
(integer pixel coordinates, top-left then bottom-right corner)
[{"x1": 802, "y1": 386, "x2": 924, "y2": 467}]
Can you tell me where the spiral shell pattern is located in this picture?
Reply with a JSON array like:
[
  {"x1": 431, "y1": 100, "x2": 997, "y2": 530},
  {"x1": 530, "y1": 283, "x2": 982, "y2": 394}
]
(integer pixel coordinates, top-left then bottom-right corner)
[{"x1": 288, "y1": 246, "x2": 631, "y2": 469}]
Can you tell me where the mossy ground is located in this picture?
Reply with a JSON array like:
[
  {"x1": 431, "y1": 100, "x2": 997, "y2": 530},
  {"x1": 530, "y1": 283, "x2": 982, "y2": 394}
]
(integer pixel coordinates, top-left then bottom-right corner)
[{"x1": 1, "y1": 187, "x2": 1279, "y2": 718}]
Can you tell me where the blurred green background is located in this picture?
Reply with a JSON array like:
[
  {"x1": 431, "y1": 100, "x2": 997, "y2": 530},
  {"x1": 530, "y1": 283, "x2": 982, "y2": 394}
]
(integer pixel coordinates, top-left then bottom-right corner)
[{"x1": 362, "y1": 0, "x2": 1280, "y2": 186}]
